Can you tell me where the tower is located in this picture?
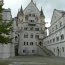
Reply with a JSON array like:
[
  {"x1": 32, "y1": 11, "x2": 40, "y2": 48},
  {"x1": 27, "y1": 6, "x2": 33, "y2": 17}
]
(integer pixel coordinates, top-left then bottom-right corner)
[{"x1": 18, "y1": 0, "x2": 46, "y2": 55}]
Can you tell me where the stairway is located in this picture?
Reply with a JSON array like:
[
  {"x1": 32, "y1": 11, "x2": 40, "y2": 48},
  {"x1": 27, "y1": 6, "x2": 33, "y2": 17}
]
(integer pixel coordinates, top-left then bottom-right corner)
[{"x1": 37, "y1": 45, "x2": 55, "y2": 56}]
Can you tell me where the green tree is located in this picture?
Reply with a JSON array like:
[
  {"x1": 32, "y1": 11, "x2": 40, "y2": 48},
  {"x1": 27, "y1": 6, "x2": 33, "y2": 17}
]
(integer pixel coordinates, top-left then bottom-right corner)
[{"x1": 0, "y1": 3, "x2": 13, "y2": 44}]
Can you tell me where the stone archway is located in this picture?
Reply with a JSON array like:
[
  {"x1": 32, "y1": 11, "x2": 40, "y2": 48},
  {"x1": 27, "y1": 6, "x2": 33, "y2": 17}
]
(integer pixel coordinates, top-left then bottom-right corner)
[{"x1": 39, "y1": 42, "x2": 42, "y2": 46}]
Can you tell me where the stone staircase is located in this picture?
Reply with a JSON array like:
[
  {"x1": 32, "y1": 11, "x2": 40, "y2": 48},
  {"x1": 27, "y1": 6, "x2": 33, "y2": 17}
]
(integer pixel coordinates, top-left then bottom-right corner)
[{"x1": 37, "y1": 45, "x2": 55, "y2": 56}]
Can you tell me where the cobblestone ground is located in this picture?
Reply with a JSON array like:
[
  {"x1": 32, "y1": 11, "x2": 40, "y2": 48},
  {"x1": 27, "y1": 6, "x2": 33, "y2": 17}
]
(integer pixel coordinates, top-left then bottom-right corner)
[{"x1": 0, "y1": 56, "x2": 65, "y2": 65}]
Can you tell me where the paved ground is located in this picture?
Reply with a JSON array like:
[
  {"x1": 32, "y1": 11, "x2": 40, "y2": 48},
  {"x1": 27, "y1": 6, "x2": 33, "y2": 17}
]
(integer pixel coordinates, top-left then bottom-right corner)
[{"x1": 0, "y1": 56, "x2": 65, "y2": 65}]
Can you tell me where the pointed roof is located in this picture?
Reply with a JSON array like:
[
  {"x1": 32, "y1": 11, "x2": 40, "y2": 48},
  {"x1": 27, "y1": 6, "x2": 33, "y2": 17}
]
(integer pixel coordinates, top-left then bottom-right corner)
[
  {"x1": 31, "y1": 0, "x2": 33, "y2": 2},
  {"x1": 20, "y1": 5, "x2": 23, "y2": 14},
  {"x1": 55, "y1": 9, "x2": 65, "y2": 15},
  {"x1": 24, "y1": 0, "x2": 40, "y2": 13},
  {"x1": 40, "y1": 7, "x2": 45, "y2": 18}
]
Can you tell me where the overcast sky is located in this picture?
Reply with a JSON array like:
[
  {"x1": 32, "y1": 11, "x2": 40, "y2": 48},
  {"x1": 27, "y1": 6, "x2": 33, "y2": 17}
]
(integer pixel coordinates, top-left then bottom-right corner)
[{"x1": 3, "y1": 0, "x2": 65, "y2": 26}]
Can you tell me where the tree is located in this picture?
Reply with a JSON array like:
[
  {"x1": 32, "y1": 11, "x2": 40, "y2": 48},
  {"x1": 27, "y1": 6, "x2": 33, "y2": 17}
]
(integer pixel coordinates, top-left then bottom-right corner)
[{"x1": 0, "y1": 3, "x2": 13, "y2": 44}]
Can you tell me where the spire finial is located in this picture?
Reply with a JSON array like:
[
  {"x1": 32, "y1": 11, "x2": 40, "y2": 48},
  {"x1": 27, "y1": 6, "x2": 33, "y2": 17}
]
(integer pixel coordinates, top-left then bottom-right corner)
[
  {"x1": 40, "y1": 7, "x2": 45, "y2": 18},
  {"x1": 20, "y1": 5, "x2": 23, "y2": 13},
  {"x1": 31, "y1": 0, "x2": 33, "y2": 2}
]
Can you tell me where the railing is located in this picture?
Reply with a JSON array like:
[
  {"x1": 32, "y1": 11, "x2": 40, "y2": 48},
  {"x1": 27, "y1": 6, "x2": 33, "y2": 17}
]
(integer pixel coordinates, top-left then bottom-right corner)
[
  {"x1": 28, "y1": 21, "x2": 36, "y2": 26},
  {"x1": 37, "y1": 45, "x2": 55, "y2": 56}
]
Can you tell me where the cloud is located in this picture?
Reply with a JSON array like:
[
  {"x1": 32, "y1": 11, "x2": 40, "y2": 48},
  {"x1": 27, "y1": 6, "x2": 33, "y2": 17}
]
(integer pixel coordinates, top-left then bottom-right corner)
[{"x1": 3, "y1": 0, "x2": 65, "y2": 26}]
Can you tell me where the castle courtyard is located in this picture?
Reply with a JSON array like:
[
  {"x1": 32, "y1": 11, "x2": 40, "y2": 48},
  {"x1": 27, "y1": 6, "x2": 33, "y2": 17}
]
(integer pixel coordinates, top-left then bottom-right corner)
[{"x1": 0, "y1": 56, "x2": 65, "y2": 65}]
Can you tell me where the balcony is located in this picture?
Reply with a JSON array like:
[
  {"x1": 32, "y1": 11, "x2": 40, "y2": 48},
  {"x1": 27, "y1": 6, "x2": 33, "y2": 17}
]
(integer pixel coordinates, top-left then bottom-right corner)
[{"x1": 28, "y1": 20, "x2": 36, "y2": 26}]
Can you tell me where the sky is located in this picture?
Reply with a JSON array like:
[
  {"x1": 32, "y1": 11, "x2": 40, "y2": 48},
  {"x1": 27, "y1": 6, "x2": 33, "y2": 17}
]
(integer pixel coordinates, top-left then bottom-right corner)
[{"x1": 3, "y1": 0, "x2": 65, "y2": 27}]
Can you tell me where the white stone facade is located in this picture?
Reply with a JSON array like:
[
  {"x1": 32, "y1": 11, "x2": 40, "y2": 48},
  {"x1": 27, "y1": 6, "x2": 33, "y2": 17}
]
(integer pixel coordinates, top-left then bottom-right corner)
[
  {"x1": 0, "y1": 8, "x2": 15, "y2": 58},
  {"x1": 43, "y1": 9, "x2": 65, "y2": 57},
  {"x1": 18, "y1": 0, "x2": 46, "y2": 55}
]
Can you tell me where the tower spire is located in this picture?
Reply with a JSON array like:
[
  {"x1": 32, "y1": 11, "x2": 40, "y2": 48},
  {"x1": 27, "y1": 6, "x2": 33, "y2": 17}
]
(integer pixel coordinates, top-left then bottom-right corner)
[
  {"x1": 20, "y1": 5, "x2": 23, "y2": 14},
  {"x1": 40, "y1": 7, "x2": 45, "y2": 18},
  {"x1": 31, "y1": 0, "x2": 33, "y2": 2}
]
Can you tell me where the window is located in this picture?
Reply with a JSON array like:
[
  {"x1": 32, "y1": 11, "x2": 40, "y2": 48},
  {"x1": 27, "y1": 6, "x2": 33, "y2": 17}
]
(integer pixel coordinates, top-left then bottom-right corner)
[
  {"x1": 24, "y1": 42, "x2": 25, "y2": 45},
  {"x1": 35, "y1": 35, "x2": 39, "y2": 39},
  {"x1": 50, "y1": 39, "x2": 52, "y2": 43},
  {"x1": 56, "y1": 25, "x2": 58, "y2": 30},
  {"x1": 32, "y1": 50, "x2": 35, "y2": 53},
  {"x1": 56, "y1": 37, "x2": 59, "y2": 41},
  {"x1": 52, "y1": 28, "x2": 54, "y2": 32},
  {"x1": 35, "y1": 42, "x2": 37, "y2": 45},
  {"x1": 25, "y1": 14, "x2": 29, "y2": 20},
  {"x1": 30, "y1": 42, "x2": 33, "y2": 45},
  {"x1": 30, "y1": 33, "x2": 33, "y2": 38},
  {"x1": 29, "y1": 13, "x2": 31, "y2": 16},
  {"x1": 48, "y1": 41, "x2": 49, "y2": 44},
  {"x1": 62, "y1": 47, "x2": 64, "y2": 52},
  {"x1": 60, "y1": 22, "x2": 62, "y2": 27},
  {"x1": 30, "y1": 27, "x2": 33, "y2": 30},
  {"x1": 24, "y1": 33, "x2": 28, "y2": 38},
  {"x1": 61, "y1": 34, "x2": 64, "y2": 40},
  {"x1": 15, "y1": 36, "x2": 18, "y2": 41},
  {"x1": 27, "y1": 42, "x2": 28, "y2": 45},
  {"x1": 32, "y1": 13, "x2": 35, "y2": 17},
  {"x1": 35, "y1": 28, "x2": 39, "y2": 31},
  {"x1": 24, "y1": 27, "x2": 28, "y2": 30},
  {"x1": 29, "y1": 20, "x2": 34, "y2": 22},
  {"x1": 23, "y1": 50, "x2": 26, "y2": 53},
  {"x1": 54, "y1": 48, "x2": 55, "y2": 52},
  {"x1": 53, "y1": 38, "x2": 55, "y2": 42}
]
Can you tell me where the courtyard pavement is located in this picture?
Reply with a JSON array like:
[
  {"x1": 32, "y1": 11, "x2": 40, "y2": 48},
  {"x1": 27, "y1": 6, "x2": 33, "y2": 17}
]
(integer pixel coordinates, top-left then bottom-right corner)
[{"x1": 0, "y1": 56, "x2": 65, "y2": 65}]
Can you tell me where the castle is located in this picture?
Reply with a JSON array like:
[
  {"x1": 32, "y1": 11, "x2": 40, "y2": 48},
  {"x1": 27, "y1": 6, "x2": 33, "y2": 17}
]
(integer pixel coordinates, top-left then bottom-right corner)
[{"x1": 0, "y1": 0, "x2": 65, "y2": 58}]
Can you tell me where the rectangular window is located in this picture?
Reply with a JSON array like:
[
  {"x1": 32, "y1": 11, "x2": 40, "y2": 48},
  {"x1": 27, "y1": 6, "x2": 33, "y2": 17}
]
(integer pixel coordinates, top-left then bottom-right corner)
[
  {"x1": 29, "y1": 13, "x2": 31, "y2": 16},
  {"x1": 53, "y1": 38, "x2": 55, "y2": 42},
  {"x1": 24, "y1": 42, "x2": 25, "y2": 45},
  {"x1": 60, "y1": 22, "x2": 62, "y2": 27},
  {"x1": 56, "y1": 37, "x2": 59, "y2": 41},
  {"x1": 52, "y1": 28, "x2": 54, "y2": 32},
  {"x1": 30, "y1": 42, "x2": 33, "y2": 45},
  {"x1": 48, "y1": 41, "x2": 49, "y2": 44},
  {"x1": 62, "y1": 47, "x2": 64, "y2": 52},
  {"x1": 35, "y1": 28, "x2": 39, "y2": 31},
  {"x1": 24, "y1": 27, "x2": 28, "y2": 30},
  {"x1": 23, "y1": 50, "x2": 26, "y2": 53},
  {"x1": 27, "y1": 42, "x2": 28, "y2": 45},
  {"x1": 61, "y1": 34, "x2": 64, "y2": 40},
  {"x1": 50, "y1": 39, "x2": 52, "y2": 43},
  {"x1": 56, "y1": 25, "x2": 58, "y2": 30},
  {"x1": 30, "y1": 27, "x2": 33, "y2": 30},
  {"x1": 32, "y1": 50, "x2": 35, "y2": 53},
  {"x1": 35, "y1": 35, "x2": 39, "y2": 39},
  {"x1": 30, "y1": 34, "x2": 33, "y2": 38}
]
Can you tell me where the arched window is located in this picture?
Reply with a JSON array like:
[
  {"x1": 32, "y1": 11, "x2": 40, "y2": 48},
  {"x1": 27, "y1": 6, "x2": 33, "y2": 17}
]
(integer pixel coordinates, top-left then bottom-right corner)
[
  {"x1": 62, "y1": 47, "x2": 64, "y2": 52},
  {"x1": 30, "y1": 33, "x2": 33, "y2": 38},
  {"x1": 24, "y1": 33, "x2": 28, "y2": 38},
  {"x1": 35, "y1": 33, "x2": 39, "y2": 39},
  {"x1": 61, "y1": 34, "x2": 64, "y2": 40}
]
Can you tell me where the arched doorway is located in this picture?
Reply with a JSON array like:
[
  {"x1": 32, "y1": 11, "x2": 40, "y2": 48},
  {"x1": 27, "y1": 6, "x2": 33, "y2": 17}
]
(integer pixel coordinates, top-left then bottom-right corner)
[{"x1": 39, "y1": 42, "x2": 42, "y2": 46}]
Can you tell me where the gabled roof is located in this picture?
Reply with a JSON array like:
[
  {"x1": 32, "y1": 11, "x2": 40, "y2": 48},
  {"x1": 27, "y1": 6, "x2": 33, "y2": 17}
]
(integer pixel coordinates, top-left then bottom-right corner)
[
  {"x1": 55, "y1": 9, "x2": 65, "y2": 15},
  {"x1": 24, "y1": 0, "x2": 40, "y2": 12},
  {"x1": 50, "y1": 9, "x2": 65, "y2": 25}
]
